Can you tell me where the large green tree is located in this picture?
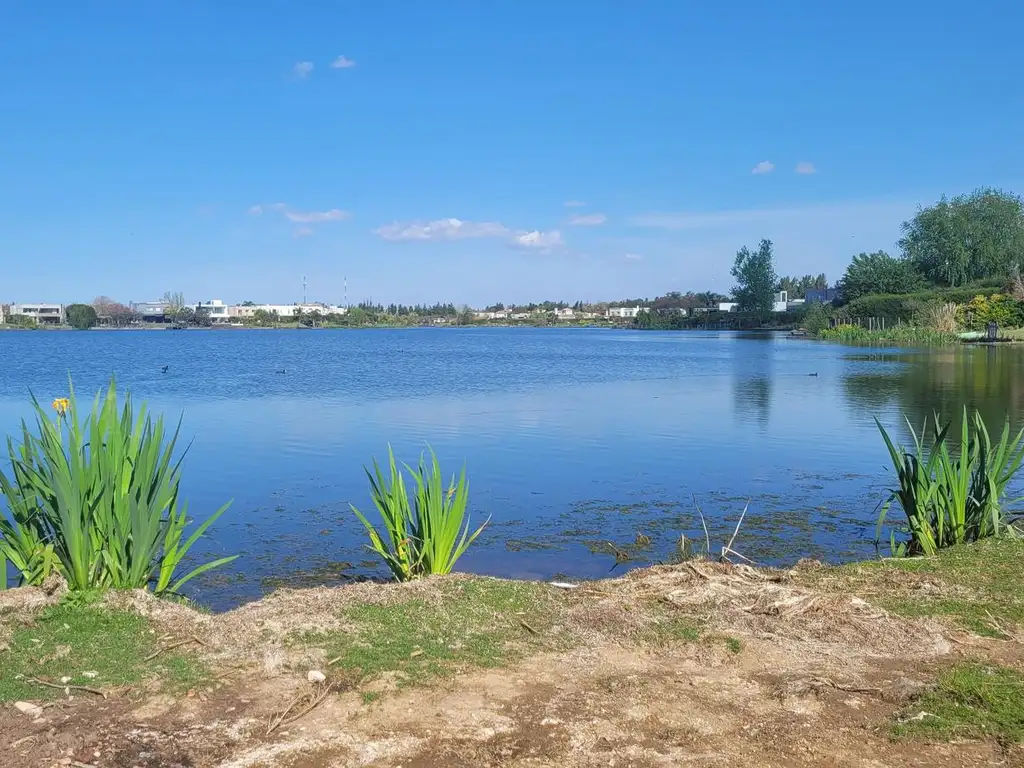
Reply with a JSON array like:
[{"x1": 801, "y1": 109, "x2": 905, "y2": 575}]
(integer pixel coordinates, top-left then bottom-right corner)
[
  {"x1": 838, "y1": 251, "x2": 925, "y2": 302},
  {"x1": 731, "y1": 239, "x2": 777, "y2": 317},
  {"x1": 65, "y1": 303, "x2": 98, "y2": 330},
  {"x1": 900, "y1": 188, "x2": 1024, "y2": 286}
]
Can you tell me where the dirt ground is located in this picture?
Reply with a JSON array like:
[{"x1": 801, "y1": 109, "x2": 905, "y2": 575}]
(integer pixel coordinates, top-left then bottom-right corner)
[{"x1": 3, "y1": 561, "x2": 1022, "y2": 768}]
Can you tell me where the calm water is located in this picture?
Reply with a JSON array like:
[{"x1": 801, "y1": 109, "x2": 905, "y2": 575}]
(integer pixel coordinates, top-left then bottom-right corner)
[{"x1": 2, "y1": 328, "x2": 1022, "y2": 609}]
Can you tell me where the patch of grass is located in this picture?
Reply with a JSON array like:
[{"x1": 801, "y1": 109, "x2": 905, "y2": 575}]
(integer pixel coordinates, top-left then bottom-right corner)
[
  {"x1": 639, "y1": 605, "x2": 703, "y2": 645},
  {"x1": 302, "y1": 577, "x2": 565, "y2": 688},
  {"x1": 0, "y1": 602, "x2": 209, "y2": 701},
  {"x1": 893, "y1": 664, "x2": 1024, "y2": 744},
  {"x1": 798, "y1": 538, "x2": 1024, "y2": 635},
  {"x1": 361, "y1": 691, "x2": 381, "y2": 706},
  {"x1": 725, "y1": 636, "x2": 743, "y2": 654}
]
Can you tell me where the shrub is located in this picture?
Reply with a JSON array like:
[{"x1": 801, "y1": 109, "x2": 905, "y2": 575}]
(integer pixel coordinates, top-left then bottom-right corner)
[
  {"x1": 0, "y1": 377, "x2": 236, "y2": 593},
  {"x1": 915, "y1": 302, "x2": 959, "y2": 333},
  {"x1": 65, "y1": 304, "x2": 98, "y2": 330},
  {"x1": 957, "y1": 293, "x2": 1024, "y2": 330},
  {"x1": 351, "y1": 446, "x2": 488, "y2": 581},
  {"x1": 802, "y1": 303, "x2": 830, "y2": 334},
  {"x1": 876, "y1": 411, "x2": 1024, "y2": 556}
]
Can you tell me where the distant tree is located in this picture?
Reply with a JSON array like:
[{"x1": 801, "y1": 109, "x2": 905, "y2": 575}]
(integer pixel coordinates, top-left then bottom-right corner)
[
  {"x1": 838, "y1": 251, "x2": 925, "y2": 301},
  {"x1": 107, "y1": 302, "x2": 136, "y2": 327},
  {"x1": 346, "y1": 306, "x2": 368, "y2": 326},
  {"x1": 162, "y1": 291, "x2": 185, "y2": 318},
  {"x1": 241, "y1": 300, "x2": 256, "y2": 307},
  {"x1": 695, "y1": 291, "x2": 723, "y2": 308},
  {"x1": 192, "y1": 306, "x2": 212, "y2": 327},
  {"x1": 92, "y1": 295, "x2": 118, "y2": 319},
  {"x1": 176, "y1": 306, "x2": 196, "y2": 326},
  {"x1": 777, "y1": 274, "x2": 828, "y2": 300},
  {"x1": 731, "y1": 239, "x2": 778, "y2": 317},
  {"x1": 900, "y1": 188, "x2": 1024, "y2": 286},
  {"x1": 66, "y1": 304, "x2": 98, "y2": 330}
]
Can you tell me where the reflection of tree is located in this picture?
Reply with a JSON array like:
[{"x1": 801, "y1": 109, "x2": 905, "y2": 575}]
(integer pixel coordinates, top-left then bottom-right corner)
[
  {"x1": 731, "y1": 334, "x2": 775, "y2": 428},
  {"x1": 842, "y1": 347, "x2": 1024, "y2": 440}
]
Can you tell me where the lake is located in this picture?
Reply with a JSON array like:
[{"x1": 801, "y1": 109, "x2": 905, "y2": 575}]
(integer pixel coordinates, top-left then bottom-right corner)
[{"x1": 1, "y1": 328, "x2": 1022, "y2": 609}]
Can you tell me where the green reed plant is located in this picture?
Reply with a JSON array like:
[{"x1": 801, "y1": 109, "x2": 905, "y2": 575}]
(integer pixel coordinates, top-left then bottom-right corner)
[
  {"x1": 0, "y1": 377, "x2": 235, "y2": 593},
  {"x1": 351, "y1": 446, "x2": 488, "y2": 581},
  {"x1": 876, "y1": 409, "x2": 1024, "y2": 556}
]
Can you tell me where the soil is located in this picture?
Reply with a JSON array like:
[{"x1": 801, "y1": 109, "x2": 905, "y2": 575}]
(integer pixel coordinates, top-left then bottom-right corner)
[{"x1": 3, "y1": 562, "x2": 1022, "y2": 768}]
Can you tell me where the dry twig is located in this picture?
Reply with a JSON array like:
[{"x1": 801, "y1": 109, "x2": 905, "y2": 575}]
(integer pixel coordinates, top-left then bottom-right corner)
[
  {"x1": 26, "y1": 677, "x2": 107, "y2": 698},
  {"x1": 144, "y1": 635, "x2": 206, "y2": 662},
  {"x1": 266, "y1": 682, "x2": 336, "y2": 735}
]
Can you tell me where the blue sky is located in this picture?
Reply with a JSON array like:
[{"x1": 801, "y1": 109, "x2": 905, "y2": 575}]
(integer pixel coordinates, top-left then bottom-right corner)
[{"x1": 2, "y1": 1, "x2": 1021, "y2": 306}]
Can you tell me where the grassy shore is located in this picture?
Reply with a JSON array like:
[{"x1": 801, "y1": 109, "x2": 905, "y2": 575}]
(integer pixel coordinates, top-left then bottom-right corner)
[{"x1": 3, "y1": 541, "x2": 1024, "y2": 765}]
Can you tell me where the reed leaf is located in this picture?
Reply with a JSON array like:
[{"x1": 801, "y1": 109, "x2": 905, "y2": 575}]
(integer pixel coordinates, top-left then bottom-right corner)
[
  {"x1": 876, "y1": 410, "x2": 1024, "y2": 556},
  {"x1": 0, "y1": 375, "x2": 236, "y2": 593},
  {"x1": 351, "y1": 445, "x2": 489, "y2": 581}
]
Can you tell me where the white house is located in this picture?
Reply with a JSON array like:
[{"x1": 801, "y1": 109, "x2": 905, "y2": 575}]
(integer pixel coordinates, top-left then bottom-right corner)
[
  {"x1": 553, "y1": 307, "x2": 576, "y2": 319},
  {"x1": 230, "y1": 303, "x2": 347, "y2": 320},
  {"x1": 772, "y1": 290, "x2": 789, "y2": 313},
  {"x1": 718, "y1": 302, "x2": 739, "y2": 312},
  {"x1": 9, "y1": 303, "x2": 65, "y2": 325},
  {"x1": 196, "y1": 299, "x2": 230, "y2": 323},
  {"x1": 606, "y1": 306, "x2": 642, "y2": 319}
]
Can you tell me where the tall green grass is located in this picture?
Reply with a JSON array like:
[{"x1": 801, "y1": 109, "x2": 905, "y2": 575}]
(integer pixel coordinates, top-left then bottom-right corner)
[
  {"x1": 351, "y1": 446, "x2": 488, "y2": 581},
  {"x1": 876, "y1": 410, "x2": 1024, "y2": 556},
  {"x1": 0, "y1": 377, "x2": 235, "y2": 593},
  {"x1": 818, "y1": 324, "x2": 958, "y2": 346}
]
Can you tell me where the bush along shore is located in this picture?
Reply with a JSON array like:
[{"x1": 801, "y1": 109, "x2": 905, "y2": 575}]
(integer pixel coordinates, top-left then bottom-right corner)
[{"x1": 3, "y1": 380, "x2": 1024, "y2": 766}]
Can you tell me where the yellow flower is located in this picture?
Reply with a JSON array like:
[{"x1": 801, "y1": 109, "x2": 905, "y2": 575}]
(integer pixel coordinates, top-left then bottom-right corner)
[{"x1": 51, "y1": 398, "x2": 70, "y2": 417}]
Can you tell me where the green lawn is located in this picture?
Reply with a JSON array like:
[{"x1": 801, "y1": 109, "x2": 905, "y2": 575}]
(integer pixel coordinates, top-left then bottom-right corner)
[{"x1": 0, "y1": 600, "x2": 208, "y2": 701}]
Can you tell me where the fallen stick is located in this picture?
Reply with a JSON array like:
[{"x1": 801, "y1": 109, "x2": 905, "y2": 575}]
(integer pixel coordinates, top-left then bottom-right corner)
[
  {"x1": 26, "y1": 677, "x2": 107, "y2": 698},
  {"x1": 518, "y1": 619, "x2": 540, "y2": 635},
  {"x1": 144, "y1": 636, "x2": 206, "y2": 662},
  {"x1": 266, "y1": 683, "x2": 335, "y2": 735}
]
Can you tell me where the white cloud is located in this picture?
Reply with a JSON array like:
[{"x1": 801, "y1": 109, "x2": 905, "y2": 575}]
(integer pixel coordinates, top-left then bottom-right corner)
[
  {"x1": 330, "y1": 55, "x2": 356, "y2": 69},
  {"x1": 751, "y1": 161, "x2": 775, "y2": 175},
  {"x1": 248, "y1": 205, "x2": 264, "y2": 216},
  {"x1": 293, "y1": 61, "x2": 314, "y2": 79},
  {"x1": 795, "y1": 161, "x2": 817, "y2": 175},
  {"x1": 284, "y1": 208, "x2": 351, "y2": 223},
  {"x1": 293, "y1": 227, "x2": 313, "y2": 238},
  {"x1": 568, "y1": 213, "x2": 607, "y2": 226},
  {"x1": 624, "y1": 253, "x2": 644, "y2": 262},
  {"x1": 375, "y1": 217, "x2": 566, "y2": 253},
  {"x1": 375, "y1": 218, "x2": 510, "y2": 242},
  {"x1": 564, "y1": 200, "x2": 587, "y2": 207},
  {"x1": 512, "y1": 230, "x2": 565, "y2": 250}
]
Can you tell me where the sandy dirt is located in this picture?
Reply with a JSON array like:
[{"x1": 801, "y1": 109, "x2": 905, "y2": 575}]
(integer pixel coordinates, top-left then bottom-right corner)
[{"x1": 2, "y1": 562, "x2": 1021, "y2": 768}]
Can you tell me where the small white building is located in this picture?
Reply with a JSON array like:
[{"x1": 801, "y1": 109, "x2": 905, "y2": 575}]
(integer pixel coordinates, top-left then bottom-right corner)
[
  {"x1": 9, "y1": 303, "x2": 65, "y2": 325},
  {"x1": 772, "y1": 290, "x2": 789, "y2": 313},
  {"x1": 230, "y1": 303, "x2": 346, "y2": 320},
  {"x1": 606, "y1": 306, "x2": 642, "y2": 319},
  {"x1": 553, "y1": 307, "x2": 576, "y2": 319},
  {"x1": 718, "y1": 302, "x2": 739, "y2": 312},
  {"x1": 196, "y1": 299, "x2": 230, "y2": 323}
]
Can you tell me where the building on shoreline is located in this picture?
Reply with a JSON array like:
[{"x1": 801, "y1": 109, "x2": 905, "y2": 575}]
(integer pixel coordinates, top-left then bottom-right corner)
[
  {"x1": 130, "y1": 301, "x2": 170, "y2": 322},
  {"x1": 196, "y1": 299, "x2": 230, "y2": 323},
  {"x1": 7, "y1": 303, "x2": 65, "y2": 325},
  {"x1": 229, "y1": 303, "x2": 347, "y2": 320}
]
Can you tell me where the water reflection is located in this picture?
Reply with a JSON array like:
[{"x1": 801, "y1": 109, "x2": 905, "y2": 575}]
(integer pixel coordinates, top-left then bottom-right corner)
[
  {"x1": 842, "y1": 345, "x2": 1024, "y2": 439},
  {"x1": 731, "y1": 332, "x2": 775, "y2": 429}
]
